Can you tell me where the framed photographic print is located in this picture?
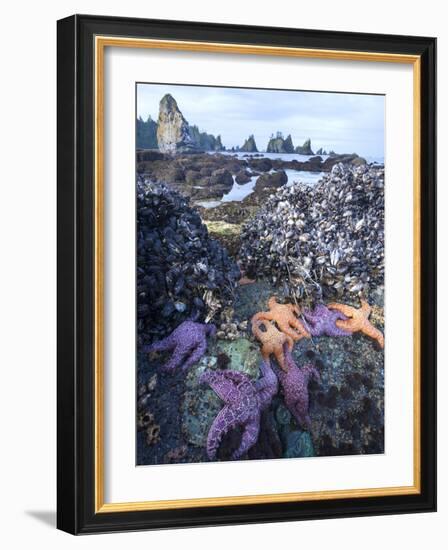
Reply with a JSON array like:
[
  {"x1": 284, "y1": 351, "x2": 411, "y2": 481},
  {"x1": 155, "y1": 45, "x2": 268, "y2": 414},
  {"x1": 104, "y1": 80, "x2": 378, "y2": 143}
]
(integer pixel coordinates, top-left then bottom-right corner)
[{"x1": 57, "y1": 14, "x2": 436, "y2": 534}]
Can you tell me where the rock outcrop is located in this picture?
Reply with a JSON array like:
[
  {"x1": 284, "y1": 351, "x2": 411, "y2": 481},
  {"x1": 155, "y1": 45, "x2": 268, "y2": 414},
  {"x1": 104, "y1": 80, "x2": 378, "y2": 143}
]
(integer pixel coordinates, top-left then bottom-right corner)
[
  {"x1": 136, "y1": 178, "x2": 240, "y2": 345},
  {"x1": 283, "y1": 134, "x2": 295, "y2": 153},
  {"x1": 235, "y1": 170, "x2": 252, "y2": 184},
  {"x1": 295, "y1": 138, "x2": 314, "y2": 155},
  {"x1": 267, "y1": 132, "x2": 295, "y2": 154},
  {"x1": 157, "y1": 94, "x2": 197, "y2": 153},
  {"x1": 322, "y1": 153, "x2": 366, "y2": 171},
  {"x1": 155, "y1": 94, "x2": 226, "y2": 153},
  {"x1": 240, "y1": 135, "x2": 258, "y2": 153},
  {"x1": 189, "y1": 125, "x2": 225, "y2": 151},
  {"x1": 214, "y1": 135, "x2": 225, "y2": 151},
  {"x1": 255, "y1": 170, "x2": 288, "y2": 191}
]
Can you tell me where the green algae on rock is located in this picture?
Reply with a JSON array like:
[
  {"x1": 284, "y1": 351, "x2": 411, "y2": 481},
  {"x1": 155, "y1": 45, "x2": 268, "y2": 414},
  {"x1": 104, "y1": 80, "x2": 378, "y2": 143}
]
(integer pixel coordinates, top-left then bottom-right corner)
[{"x1": 284, "y1": 431, "x2": 315, "y2": 458}]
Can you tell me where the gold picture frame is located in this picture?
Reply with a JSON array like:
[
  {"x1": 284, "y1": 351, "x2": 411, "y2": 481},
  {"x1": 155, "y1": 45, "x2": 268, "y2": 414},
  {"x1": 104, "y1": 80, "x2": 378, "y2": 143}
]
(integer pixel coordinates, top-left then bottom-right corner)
[{"x1": 57, "y1": 14, "x2": 436, "y2": 534}]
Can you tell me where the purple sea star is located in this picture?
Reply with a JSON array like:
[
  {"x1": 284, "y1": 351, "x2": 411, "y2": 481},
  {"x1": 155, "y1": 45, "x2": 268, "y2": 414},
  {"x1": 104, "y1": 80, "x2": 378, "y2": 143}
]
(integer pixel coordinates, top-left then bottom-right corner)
[
  {"x1": 276, "y1": 348, "x2": 320, "y2": 430},
  {"x1": 200, "y1": 360, "x2": 278, "y2": 460},
  {"x1": 144, "y1": 320, "x2": 216, "y2": 372},
  {"x1": 302, "y1": 303, "x2": 351, "y2": 337}
]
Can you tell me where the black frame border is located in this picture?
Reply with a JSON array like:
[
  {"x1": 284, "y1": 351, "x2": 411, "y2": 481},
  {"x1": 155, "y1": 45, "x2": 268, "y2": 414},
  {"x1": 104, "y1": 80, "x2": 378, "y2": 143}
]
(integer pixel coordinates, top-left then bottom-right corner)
[{"x1": 57, "y1": 14, "x2": 436, "y2": 534}]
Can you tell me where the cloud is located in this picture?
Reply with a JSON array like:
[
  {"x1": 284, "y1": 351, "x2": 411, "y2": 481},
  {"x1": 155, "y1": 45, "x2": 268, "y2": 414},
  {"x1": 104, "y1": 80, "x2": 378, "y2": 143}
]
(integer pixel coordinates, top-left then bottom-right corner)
[{"x1": 137, "y1": 83, "x2": 384, "y2": 157}]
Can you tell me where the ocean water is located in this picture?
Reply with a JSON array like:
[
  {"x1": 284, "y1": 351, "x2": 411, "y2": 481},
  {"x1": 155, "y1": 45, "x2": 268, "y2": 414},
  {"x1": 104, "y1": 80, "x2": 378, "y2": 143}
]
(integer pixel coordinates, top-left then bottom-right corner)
[
  {"x1": 212, "y1": 150, "x2": 385, "y2": 165},
  {"x1": 214, "y1": 151, "x2": 326, "y2": 163},
  {"x1": 196, "y1": 170, "x2": 324, "y2": 209},
  {"x1": 222, "y1": 175, "x2": 258, "y2": 202},
  {"x1": 284, "y1": 169, "x2": 325, "y2": 186},
  {"x1": 196, "y1": 152, "x2": 384, "y2": 208}
]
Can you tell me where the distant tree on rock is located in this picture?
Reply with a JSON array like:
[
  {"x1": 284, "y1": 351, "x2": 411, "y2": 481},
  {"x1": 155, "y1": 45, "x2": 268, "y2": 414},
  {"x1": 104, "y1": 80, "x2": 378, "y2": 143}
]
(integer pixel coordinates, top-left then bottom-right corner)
[
  {"x1": 136, "y1": 115, "x2": 158, "y2": 149},
  {"x1": 188, "y1": 125, "x2": 224, "y2": 151},
  {"x1": 267, "y1": 131, "x2": 294, "y2": 154}
]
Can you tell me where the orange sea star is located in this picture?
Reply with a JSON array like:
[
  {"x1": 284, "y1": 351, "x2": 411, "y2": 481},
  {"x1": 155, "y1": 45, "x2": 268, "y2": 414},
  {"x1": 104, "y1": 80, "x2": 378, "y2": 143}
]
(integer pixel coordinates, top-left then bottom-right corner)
[
  {"x1": 252, "y1": 297, "x2": 310, "y2": 341},
  {"x1": 251, "y1": 317, "x2": 294, "y2": 371},
  {"x1": 327, "y1": 299, "x2": 384, "y2": 349}
]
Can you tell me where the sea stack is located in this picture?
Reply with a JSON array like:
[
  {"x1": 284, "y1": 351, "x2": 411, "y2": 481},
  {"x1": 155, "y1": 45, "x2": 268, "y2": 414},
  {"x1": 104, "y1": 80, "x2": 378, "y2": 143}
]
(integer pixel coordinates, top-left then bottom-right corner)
[
  {"x1": 156, "y1": 94, "x2": 196, "y2": 153},
  {"x1": 266, "y1": 132, "x2": 295, "y2": 153},
  {"x1": 295, "y1": 138, "x2": 314, "y2": 155},
  {"x1": 240, "y1": 135, "x2": 258, "y2": 152}
]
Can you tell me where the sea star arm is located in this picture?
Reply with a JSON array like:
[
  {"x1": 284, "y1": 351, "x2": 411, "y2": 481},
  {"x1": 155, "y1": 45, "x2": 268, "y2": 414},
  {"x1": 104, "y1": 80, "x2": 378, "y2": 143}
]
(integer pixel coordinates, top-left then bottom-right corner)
[
  {"x1": 334, "y1": 317, "x2": 357, "y2": 333},
  {"x1": 287, "y1": 303, "x2": 301, "y2": 316},
  {"x1": 143, "y1": 335, "x2": 175, "y2": 354},
  {"x1": 232, "y1": 416, "x2": 260, "y2": 459},
  {"x1": 283, "y1": 347, "x2": 296, "y2": 370},
  {"x1": 300, "y1": 314, "x2": 316, "y2": 336},
  {"x1": 206, "y1": 406, "x2": 238, "y2": 460},
  {"x1": 302, "y1": 310, "x2": 318, "y2": 332},
  {"x1": 360, "y1": 299, "x2": 372, "y2": 316},
  {"x1": 273, "y1": 345, "x2": 287, "y2": 371},
  {"x1": 274, "y1": 317, "x2": 307, "y2": 340},
  {"x1": 285, "y1": 334, "x2": 294, "y2": 351},
  {"x1": 304, "y1": 364, "x2": 321, "y2": 383},
  {"x1": 252, "y1": 311, "x2": 274, "y2": 324},
  {"x1": 254, "y1": 361, "x2": 278, "y2": 401},
  {"x1": 362, "y1": 323, "x2": 384, "y2": 348},
  {"x1": 288, "y1": 317, "x2": 310, "y2": 338},
  {"x1": 327, "y1": 320, "x2": 352, "y2": 337},
  {"x1": 327, "y1": 302, "x2": 355, "y2": 317},
  {"x1": 161, "y1": 344, "x2": 190, "y2": 371},
  {"x1": 260, "y1": 346, "x2": 272, "y2": 363},
  {"x1": 275, "y1": 319, "x2": 300, "y2": 340},
  {"x1": 302, "y1": 309, "x2": 315, "y2": 322},
  {"x1": 201, "y1": 371, "x2": 240, "y2": 403},
  {"x1": 286, "y1": 394, "x2": 312, "y2": 430},
  {"x1": 181, "y1": 339, "x2": 207, "y2": 371},
  {"x1": 221, "y1": 370, "x2": 249, "y2": 384}
]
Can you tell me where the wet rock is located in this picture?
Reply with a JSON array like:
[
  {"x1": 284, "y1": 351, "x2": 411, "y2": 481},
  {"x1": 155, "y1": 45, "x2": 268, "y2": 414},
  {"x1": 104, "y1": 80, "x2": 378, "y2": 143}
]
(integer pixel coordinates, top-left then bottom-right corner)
[
  {"x1": 185, "y1": 169, "x2": 202, "y2": 184},
  {"x1": 137, "y1": 180, "x2": 240, "y2": 345},
  {"x1": 284, "y1": 431, "x2": 315, "y2": 458},
  {"x1": 248, "y1": 409, "x2": 283, "y2": 459},
  {"x1": 235, "y1": 170, "x2": 252, "y2": 184},
  {"x1": 291, "y1": 332, "x2": 384, "y2": 457},
  {"x1": 255, "y1": 170, "x2": 287, "y2": 190},
  {"x1": 322, "y1": 153, "x2": 366, "y2": 170},
  {"x1": 239, "y1": 163, "x2": 384, "y2": 300},
  {"x1": 164, "y1": 445, "x2": 188, "y2": 463},
  {"x1": 247, "y1": 157, "x2": 273, "y2": 172},
  {"x1": 136, "y1": 150, "x2": 166, "y2": 163},
  {"x1": 203, "y1": 220, "x2": 242, "y2": 257},
  {"x1": 216, "y1": 339, "x2": 259, "y2": 374},
  {"x1": 209, "y1": 168, "x2": 234, "y2": 193}
]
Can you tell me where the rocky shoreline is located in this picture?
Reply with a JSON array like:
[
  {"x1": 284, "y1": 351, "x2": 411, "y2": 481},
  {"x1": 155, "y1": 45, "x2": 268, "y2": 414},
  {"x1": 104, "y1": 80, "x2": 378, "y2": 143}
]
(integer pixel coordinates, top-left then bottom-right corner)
[
  {"x1": 136, "y1": 91, "x2": 385, "y2": 467},
  {"x1": 138, "y1": 280, "x2": 384, "y2": 465},
  {"x1": 240, "y1": 162, "x2": 385, "y2": 301},
  {"x1": 137, "y1": 150, "x2": 369, "y2": 202}
]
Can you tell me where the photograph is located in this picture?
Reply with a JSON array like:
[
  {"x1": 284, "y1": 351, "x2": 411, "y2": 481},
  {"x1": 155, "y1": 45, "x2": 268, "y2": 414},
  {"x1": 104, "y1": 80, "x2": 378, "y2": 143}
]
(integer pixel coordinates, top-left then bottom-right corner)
[{"x1": 136, "y1": 83, "x2": 385, "y2": 466}]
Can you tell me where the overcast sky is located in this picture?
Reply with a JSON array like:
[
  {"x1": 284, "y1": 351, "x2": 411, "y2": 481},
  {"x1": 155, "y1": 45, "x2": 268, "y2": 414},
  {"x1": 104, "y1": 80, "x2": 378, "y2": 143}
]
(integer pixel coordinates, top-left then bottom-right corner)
[{"x1": 137, "y1": 83, "x2": 384, "y2": 158}]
